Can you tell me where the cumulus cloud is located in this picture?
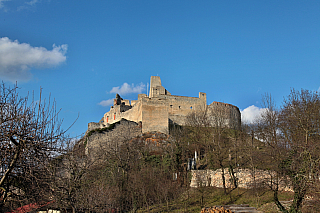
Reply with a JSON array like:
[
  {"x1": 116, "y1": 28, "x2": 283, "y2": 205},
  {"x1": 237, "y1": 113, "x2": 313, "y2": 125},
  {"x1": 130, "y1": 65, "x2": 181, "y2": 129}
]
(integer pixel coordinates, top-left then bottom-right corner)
[
  {"x1": 241, "y1": 105, "x2": 267, "y2": 124},
  {"x1": 0, "y1": 37, "x2": 67, "y2": 82},
  {"x1": 110, "y1": 82, "x2": 145, "y2": 95},
  {"x1": 98, "y1": 99, "x2": 114, "y2": 107},
  {"x1": 98, "y1": 82, "x2": 145, "y2": 107}
]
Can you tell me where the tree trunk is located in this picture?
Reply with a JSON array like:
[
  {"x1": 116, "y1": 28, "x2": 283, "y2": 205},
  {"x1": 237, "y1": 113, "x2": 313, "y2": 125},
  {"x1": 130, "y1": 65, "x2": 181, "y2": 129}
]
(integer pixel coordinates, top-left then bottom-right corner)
[
  {"x1": 0, "y1": 141, "x2": 21, "y2": 188},
  {"x1": 229, "y1": 164, "x2": 237, "y2": 189},
  {"x1": 289, "y1": 185, "x2": 305, "y2": 213},
  {"x1": 273, "y1": 190, "x2": 288, "y2": 213},
  {"x1": 220, "y1": 163, "x2": 226, "y2": 194}
]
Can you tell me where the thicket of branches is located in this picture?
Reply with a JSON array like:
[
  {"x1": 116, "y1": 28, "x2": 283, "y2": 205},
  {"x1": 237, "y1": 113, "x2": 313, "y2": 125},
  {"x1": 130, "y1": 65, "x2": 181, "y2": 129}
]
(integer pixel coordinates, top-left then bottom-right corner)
[
  {"x1": 51, "y1": 128, "x2": 183, "y2": 213},
  {"x1": 254, "y1": 89, "x2": 320, "y2": 213},
  {"x1": 0, "y1": 83, "x2": 65, "y2": 212},
  {"x1": 2, "y1": 83, "x2": 320, "y2": 213},
  {"x1": 171, "y1": 89, "x2": 320, "y2": 213},
  {"x1": 0, "y1": 81, "x2": 183, "y2": 212}
]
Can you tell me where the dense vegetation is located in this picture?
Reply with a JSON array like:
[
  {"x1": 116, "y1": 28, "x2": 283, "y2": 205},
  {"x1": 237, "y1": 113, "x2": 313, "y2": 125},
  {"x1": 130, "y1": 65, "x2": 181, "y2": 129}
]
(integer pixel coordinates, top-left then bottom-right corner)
[{"x1": 1, "y1": 85, "x2": 320, "y2": 213}]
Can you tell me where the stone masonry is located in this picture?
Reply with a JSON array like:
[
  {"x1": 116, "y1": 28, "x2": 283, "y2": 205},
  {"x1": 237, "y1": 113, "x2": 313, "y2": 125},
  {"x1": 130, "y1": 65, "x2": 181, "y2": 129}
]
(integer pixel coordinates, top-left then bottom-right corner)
[
  {"x1": 88, "y1": 76, "x2": 241, "y2": 134},
  {"x1": 190, "y1": 169, "x2": 292, "y2": 192},
  {"x1": 85, "y1": 119, "x2": 142, "y2": 159}
]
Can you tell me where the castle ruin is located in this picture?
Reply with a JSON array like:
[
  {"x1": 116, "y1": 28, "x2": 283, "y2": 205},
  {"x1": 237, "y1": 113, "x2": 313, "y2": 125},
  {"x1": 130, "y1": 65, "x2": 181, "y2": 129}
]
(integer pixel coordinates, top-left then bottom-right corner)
[{"x1": 88, "y1": 76, "x2": 241, "y2": 134}]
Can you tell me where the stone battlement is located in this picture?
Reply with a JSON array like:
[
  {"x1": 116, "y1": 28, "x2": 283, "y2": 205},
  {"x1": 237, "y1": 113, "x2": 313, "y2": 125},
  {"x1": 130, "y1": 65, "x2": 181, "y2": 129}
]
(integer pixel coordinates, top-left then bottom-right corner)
[{"x1": 92, "y1": 76, "x2": 241, "y2": 134}]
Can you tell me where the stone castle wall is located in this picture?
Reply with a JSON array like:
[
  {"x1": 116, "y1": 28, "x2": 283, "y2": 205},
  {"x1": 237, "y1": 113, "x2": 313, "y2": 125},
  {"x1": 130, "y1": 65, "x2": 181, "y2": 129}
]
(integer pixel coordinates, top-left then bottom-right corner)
[
  {"x1": 93, "y1": 76, "x2": 241, "y2": 134},
  {"x1": 164, "y1": 93, "x2": 207, "y2": 126},
  {"x1": 111, "y1": 100, "x2": 143, "y2": 124},
  {"x1": 141, "y1": 98, "x2": 169, "y2": 133},
  {"x1": 85, "y1": 119, "x2": 142, "y2": 159},
  {"x1": 88, "y1": 121, "x2": 105, "y2": 132},
  {"x1": 208, "y1": 102, "x2": 241, "y2": 128}
]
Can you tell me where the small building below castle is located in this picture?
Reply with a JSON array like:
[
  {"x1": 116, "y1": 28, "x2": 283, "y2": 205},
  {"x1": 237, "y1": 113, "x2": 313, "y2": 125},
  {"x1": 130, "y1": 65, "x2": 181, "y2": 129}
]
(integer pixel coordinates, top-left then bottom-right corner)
[{"x1": 88, "y1": 76, "x2": 241, "y2": 134}]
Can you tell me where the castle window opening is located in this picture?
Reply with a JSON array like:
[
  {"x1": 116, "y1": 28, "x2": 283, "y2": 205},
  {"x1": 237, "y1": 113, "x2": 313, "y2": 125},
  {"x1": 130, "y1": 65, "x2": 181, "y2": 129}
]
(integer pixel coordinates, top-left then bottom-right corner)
[
  {"x1": 107, "y1": 116, "x2": 109, "y2": 123},
  {"x1": 170, "y1": 105, "x2": 173, "y2": 108},
  {"x1": 179, "y1": 106, "x2": 181, "y2": 109},
  {"x1": 190, "y1": 106, "x2": 193, "y2": 109}
]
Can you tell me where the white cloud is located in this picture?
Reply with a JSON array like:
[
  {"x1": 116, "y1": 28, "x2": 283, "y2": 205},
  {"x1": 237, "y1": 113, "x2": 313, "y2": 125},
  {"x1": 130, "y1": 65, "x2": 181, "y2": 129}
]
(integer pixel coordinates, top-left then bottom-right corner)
[
  {"x1": 99, "y1": 82, "x2": 145, "y2": 107},
  {"x1": 241, "y1": 105, "x2": 267, "y2": 124},
  {"x1": 110, "y1": 82, "x2": 145, "y2": 95},
  {"x1": 26, "y1": 0, "x2": 39, "y2": 6},
  {"x1": 0, "y1": 0, "x2": 40, "y2": 11},
  {"x1": 0, "y1": 0, "x2": 10, "y2": 9},
  {"x1": 0, "y1": 37, "x2": 67, "y2": 82},
  {"x1": 98, "y1": 99, "x2": 114, "y2": 107},
  {"x1": 17, "y1": 0, "x2": 40, "y2": 11}
]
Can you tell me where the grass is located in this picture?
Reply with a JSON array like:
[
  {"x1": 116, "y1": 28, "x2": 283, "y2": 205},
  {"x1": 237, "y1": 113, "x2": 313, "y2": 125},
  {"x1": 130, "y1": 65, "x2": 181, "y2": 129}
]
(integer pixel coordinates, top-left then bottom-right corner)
[{"x1": 137, "y1": 187, "x2": 293, "y2": 213}]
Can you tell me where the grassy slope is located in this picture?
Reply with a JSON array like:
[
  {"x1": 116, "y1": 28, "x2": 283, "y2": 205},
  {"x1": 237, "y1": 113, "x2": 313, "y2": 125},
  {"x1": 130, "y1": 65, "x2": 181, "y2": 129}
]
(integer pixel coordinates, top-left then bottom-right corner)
[{"x1": 137, "y1": 187, "x2": 293, "y2": 213}]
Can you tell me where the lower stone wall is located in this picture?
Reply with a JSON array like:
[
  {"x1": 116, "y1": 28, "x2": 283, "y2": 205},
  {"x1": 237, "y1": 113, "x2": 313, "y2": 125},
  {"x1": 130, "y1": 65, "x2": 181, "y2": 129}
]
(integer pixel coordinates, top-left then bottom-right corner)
[
  {"x1": 88, "y1": 121, "x2": 106, "y2": 132},
  {"x1": 85, "y1": 119, "x2": 142, "y2": 159},
  {"x1": 190, "y1": 169, "x2": 292, "y2": 191}
]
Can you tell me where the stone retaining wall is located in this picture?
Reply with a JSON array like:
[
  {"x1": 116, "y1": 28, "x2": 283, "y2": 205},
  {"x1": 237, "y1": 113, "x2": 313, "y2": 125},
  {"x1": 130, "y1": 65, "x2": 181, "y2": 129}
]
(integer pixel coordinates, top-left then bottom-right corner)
[{"x1": 190, "y1": 169, "x2": 292, "y2": 191}]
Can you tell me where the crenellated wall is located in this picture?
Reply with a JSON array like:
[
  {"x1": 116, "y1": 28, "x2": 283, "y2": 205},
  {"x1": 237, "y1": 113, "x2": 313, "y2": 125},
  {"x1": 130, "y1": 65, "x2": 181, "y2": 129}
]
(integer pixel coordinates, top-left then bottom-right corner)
[{"x1": 94, "y1": 76, "x2": 241, "y2": 134}]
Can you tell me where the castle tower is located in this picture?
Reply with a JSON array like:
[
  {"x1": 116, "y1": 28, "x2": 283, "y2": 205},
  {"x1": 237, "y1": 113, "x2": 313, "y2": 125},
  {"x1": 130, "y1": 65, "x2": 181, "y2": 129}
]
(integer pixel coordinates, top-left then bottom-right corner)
[
  {"x1": 150, "y1": 76, "x2": 162, "y2": 88},
  {"x1": 149, "y1": 76, "x2": 171, "y2": 98}
]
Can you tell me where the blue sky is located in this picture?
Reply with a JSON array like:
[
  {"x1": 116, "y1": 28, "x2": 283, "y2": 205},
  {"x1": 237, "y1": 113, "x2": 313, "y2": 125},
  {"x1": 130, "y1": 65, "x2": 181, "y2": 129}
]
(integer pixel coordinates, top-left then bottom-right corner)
[{"x1": 1, "y1": 0, "x2": 319, "y2": 137}]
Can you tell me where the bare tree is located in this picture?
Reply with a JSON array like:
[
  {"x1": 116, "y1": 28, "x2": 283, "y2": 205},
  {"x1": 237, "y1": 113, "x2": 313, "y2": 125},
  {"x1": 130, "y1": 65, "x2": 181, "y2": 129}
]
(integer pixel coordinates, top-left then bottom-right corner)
[
  {"x1": 184, "y1": 109, "x2": 211, "y2": 165},
  {"x1": 255, "y1": 94, "x2": 293, "y2": 212},
  {"x1": 208, "y1": 105, "x2": 238, "y2": 194},
  {"x1": 184, "y1": 106, "x2": 239, "y2": 194},
  {"x1": 278, "y1": 89, "x2": 320, "y2": 212},
  {"x1": 0, "y1": 83, "x2": 65, "y2": 211},
  {"x1": 256, "y1": 90, "x2": 320, "y2": 213},
  {"x1": 50, "y1": 139, "x2": 93, "y2": 213}
]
